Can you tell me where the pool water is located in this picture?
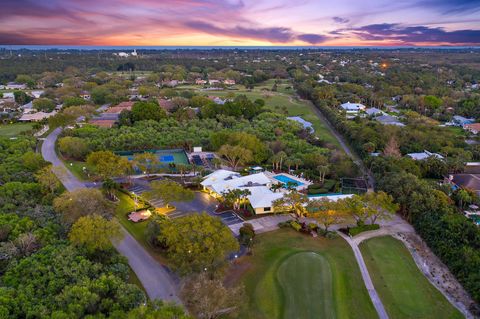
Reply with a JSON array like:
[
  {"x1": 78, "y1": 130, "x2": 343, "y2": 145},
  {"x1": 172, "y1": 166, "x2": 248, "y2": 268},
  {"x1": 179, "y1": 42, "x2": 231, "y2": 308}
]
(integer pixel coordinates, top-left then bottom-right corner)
[
  {"x1": 469, "y1": 215, "x2": 480, "y2": 226},
  {"x1": 273, "y1": 174, "x2": 304, "y2": 187}
]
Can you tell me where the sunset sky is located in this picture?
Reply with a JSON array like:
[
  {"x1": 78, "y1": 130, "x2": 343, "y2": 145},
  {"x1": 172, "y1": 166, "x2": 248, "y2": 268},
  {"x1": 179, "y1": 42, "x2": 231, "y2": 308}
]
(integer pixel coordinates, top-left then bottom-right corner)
[{"x1": 1, "y1": 0, "x2": 480, "y2": 46}]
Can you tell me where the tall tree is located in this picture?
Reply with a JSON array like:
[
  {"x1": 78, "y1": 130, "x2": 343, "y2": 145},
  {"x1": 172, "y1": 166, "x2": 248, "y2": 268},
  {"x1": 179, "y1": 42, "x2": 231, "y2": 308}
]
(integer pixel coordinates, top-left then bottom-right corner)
[
  {"x1": 157, "y1": 213, "x2": 239, "y2": 275},
  {"x1": 383, "y1": 136, "x2": 401, "y2": 158},
  {"x1": 86, "y1": 151, "x2": 132, "y2": 180},
  {"x1": 306, "y1": 198, "x2": 347, "y2": 231},
  {"x1": 69, "y1": 215, "x2": 122, "y2": 253},
  {"x1": 133, "y1": 152, "x2": 159, "y2": 176},
  {"x1": 53, "y1": 188, "x2": 114, "y2": 224},
  {"x1": 272, "y1": 190, "x2": 309, "y2": 218},
  {"x1": 144, "y1": 179, "x2": 194, "y2": 208},
  {"x1": 217, "y1": 144, "x2": 253, "y2": 171},
  {"x1": 181, "y1": 273, "x2": 245, "y2": 319}
]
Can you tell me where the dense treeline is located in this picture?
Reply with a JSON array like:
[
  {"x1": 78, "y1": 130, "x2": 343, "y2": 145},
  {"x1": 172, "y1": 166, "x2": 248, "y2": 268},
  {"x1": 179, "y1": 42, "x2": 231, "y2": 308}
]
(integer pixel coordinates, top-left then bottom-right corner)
[
  {"x1": 297, "y1": 82, "x2": 480, "y2": 308},
  {"x1": 0, "y1": 137, "x2": 187, "y2": 318}
]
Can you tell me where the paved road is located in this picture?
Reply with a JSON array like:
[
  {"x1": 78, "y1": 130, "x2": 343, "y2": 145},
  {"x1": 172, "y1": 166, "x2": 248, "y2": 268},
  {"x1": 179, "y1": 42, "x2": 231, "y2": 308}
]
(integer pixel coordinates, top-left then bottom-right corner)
[
  {"x1": 41, "y1": 128, "x2": 180, "y2": 303},
  {"x1": 338, "y1": 231, "x2": 389, "y2": 319}
]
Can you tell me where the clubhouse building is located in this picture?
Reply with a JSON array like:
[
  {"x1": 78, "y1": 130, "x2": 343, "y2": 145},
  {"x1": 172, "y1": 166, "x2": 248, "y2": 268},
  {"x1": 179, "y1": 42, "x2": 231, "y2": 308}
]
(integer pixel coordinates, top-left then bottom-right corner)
[{"x1": 201, "y1": 169, "x2": 351, "y2": 214}]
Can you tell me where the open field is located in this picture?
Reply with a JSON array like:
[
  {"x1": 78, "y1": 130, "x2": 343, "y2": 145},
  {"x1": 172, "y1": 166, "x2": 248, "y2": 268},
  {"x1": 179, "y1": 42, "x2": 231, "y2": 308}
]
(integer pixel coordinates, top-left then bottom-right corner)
[
  {"x1": 233, "y1": 229, "x2": 376, "y2": 319},
  {"x1": 0, "y1": 123, "x2": 33, "y2": 137},
  {"x1": 360, "y1": 236, "x2": 463, "y2": 319},
  {"x1": 176, "y1": 80, "x2": 340, "y2": 147}
]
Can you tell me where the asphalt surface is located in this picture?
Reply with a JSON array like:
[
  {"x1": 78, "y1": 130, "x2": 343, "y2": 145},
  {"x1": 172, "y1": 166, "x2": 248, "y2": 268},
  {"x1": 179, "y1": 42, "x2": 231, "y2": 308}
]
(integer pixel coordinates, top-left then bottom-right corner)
[{"x1": 41, "y1": 128, "x2": 181, "y2": 303}]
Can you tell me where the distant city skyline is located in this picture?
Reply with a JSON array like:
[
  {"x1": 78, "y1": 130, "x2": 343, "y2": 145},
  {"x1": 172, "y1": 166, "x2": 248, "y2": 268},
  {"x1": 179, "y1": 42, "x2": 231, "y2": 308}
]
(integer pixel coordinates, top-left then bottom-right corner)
[{"x1": 1, "y1": 0, "x2": 480, "y2": 46}]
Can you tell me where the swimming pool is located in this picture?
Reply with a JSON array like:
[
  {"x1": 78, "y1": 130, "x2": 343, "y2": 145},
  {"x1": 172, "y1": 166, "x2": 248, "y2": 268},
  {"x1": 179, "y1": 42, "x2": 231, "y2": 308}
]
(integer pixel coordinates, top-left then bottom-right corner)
[{"x1": 273, "y1": 174, "x2": 304, "y2": 187}]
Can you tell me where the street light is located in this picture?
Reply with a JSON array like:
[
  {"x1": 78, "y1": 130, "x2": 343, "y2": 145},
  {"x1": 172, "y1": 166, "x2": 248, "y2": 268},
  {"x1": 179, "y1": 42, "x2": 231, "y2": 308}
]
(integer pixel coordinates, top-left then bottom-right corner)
[{"x1": 132, "y1": 192, "x2": 137, "y2": 210}]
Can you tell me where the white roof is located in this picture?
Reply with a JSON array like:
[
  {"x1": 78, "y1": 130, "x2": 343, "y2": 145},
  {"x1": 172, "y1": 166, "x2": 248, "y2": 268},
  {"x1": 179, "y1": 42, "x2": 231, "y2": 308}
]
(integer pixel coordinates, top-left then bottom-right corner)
[
  {"x1": 18, "y1": 111, "x2": 56, "y2": 121},
  {"x1": 211, "y1": 173, "x2": 272, "y2": 194},
  {"x1": 245, "y1": 186, "x2": 284, "y2": 209},
  {"x1": 365, "y1": 108, "x2": 383, "y2": 116},
  {"x1": 340, "y1": 102, "x2": 366, "y2": 111},
  {"x1": 407, "y1": 151, "x2": 444, "y2": 161},
  {"x1": 2, "y1": 92, "x2": 14, "y2": 99},
  {"x1": 287, "y1": 116, "x2": 314, "y2": 131},
  {"x1": 201, "y1": 169, "x2": 240, "y2": 187}
]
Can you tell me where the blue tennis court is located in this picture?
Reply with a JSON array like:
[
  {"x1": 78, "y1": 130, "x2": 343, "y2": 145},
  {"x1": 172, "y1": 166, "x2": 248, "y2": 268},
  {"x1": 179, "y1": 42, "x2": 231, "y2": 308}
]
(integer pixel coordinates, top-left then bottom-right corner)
[{"x1": 160, "y1": 155, "x2": 174, "y2": 162}]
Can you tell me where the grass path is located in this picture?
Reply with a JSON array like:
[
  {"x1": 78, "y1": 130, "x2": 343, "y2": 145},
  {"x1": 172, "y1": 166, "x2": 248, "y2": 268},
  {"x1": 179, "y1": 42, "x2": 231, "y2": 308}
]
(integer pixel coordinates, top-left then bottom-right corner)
[
  {"x1": 360, "y1": 236, "x2": 463, "y2": 319},
  {"x1": 236, "y1": 229, "x2": 376, "y2": 319}
]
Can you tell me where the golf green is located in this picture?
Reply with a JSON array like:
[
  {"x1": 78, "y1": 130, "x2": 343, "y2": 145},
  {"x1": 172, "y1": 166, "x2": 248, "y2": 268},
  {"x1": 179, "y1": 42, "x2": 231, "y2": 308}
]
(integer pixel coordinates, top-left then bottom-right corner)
[
  {"x1": 277, "y1": 252, "x2": 334, "y2": 319},
  {"x1": 360, "y1": 236, "x2": 463, "y2": 319},
  {"x1": 238, "y1": 229, "x2": 376, "y2": 319}
]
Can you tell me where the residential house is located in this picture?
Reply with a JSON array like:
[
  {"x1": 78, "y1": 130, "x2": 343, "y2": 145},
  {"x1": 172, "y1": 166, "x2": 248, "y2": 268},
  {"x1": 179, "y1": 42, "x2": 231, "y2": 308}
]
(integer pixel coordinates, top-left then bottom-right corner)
[
  {"x1": 195, "y1": 79, "x2": 207, "y2": 85},
  {"x1": 105, "y1": 101, "x2": 134, "y2": 114},
  {"x1": 18, "y1": 111, "x2": 57, "y2": 122},
  {"x1": 375, "y1": 114, "x2": 405, "y2": 126},
  {"x1": 448, "y1": 174, "x2": 480, "y2": 197},
  {"x1": 365, "y1": 108, "x2": 383, "y2": 117},
  {"x1": 30, "y1": 90, "x2": 44, "y2": 99},
  {"x1": 287, "y1": 116, "x2": 314, "y2": 132},
  {"x1": 223, "y1": 79, "x2": 235, "y2": 85},
  {"x1": 158, "y1": 99, "x2": 175, "y2": 112},
  {"x1": 406, "y1": 150, "x2": 444, "y2": 161},
  {"x1": 6, "y1": 82, "x2": 27, "y2": 90},
  {"x1": 208, "y1": 79, "x2": 221, "y2": 85},
  {"x1": 80, "y1": 91, "x2": 91, "y2": 100},
  {"x1": 465, "y1": 162, "x2": 480, "y2": 174},
  {"x1": 89, "y1": 119, "x2": 116, "y2": 128},
  {"x1": 464, "y1": 123, "x2": 480, "y2": 135},
  {"x1": 452, "y1": 115, "x2": 475, "y2": 126},
  {"x1": 340, "y1": 102, "x2": 366, "y2": 115},
  {"x1": 20, "y1": 101, "x2": 34, "y2": 113}
]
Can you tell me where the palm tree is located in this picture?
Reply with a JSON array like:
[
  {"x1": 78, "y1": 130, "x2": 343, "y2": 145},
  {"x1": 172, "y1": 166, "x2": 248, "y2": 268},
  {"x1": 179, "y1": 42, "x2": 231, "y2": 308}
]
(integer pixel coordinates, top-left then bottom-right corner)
[
  {"x1": 240, "y1": 189, "x2": 252, "y2": 209},
  {"x1": 285, "y1": 159, "x2": 294, "y2": 172},
  {"x1": 293, "y1": 158, "x2": 303, "y2": 171},
  {"x1": 270, "y1": 182, "x2": 283, "y2": 193}
]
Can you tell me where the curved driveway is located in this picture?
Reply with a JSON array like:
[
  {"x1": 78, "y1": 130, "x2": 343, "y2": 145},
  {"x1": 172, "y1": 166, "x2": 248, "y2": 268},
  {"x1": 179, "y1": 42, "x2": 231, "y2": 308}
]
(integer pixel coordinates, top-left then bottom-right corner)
[{"x1": 41, "y1": 127, "x2": 180, "y2": 303}]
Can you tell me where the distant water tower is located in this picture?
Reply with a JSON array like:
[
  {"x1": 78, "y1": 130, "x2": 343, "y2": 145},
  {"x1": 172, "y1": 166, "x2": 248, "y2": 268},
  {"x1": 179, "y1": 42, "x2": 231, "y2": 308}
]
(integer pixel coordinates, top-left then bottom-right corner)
[{"x1": 131, "y1": 49, "x2": 138, "y2": 57}]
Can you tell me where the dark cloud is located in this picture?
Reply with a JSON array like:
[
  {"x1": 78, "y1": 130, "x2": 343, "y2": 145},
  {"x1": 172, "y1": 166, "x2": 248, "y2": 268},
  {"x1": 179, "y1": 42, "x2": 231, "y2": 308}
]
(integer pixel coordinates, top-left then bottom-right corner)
[
  {"x1": 185, "y1": 21, "x2": 295, "y2": 42},
  {"x1": 332, "y1": 16, "x2": 349, "y2": 24},
  {"x1": 297, "y1": 34, "x2": 328, "y2": 44},
  {"x1": 185, "y1": 21, "x2": 328, "y2": 44},
  {"x1": 0, "y1": 0, "x2": 81, "y2": 21},
  {"x1": 348, "y1": 23, "x2": 480, "y2": 44}
]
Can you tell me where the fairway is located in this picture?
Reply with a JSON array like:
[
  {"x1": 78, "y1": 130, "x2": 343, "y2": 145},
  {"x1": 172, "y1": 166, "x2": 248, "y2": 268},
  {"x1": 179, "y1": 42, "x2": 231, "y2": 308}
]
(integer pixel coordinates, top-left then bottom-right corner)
[
  {"x1": 0, "y1": 123, "x2": 33, "y2": 137},
  {"x1": 176, "y1": 81, "x2": 340, "y2": 147},
  {"x1": 360, "y1": 236, "x2": 463, "y2": 319},
  {"x1": 277, "y1": 252, "x2": 334, "y2": 319},
  {"x1": 236, "y1": 229, "x2": 376, "y2": 319}
]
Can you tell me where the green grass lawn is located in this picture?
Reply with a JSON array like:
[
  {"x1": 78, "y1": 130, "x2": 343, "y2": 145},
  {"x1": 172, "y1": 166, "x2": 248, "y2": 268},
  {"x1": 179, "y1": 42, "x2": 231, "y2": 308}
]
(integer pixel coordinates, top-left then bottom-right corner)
[
  {"x1": 176, "y1": 81, "x2": 340, "y2": 147},
  {"x1": 360, "y1": 236, "x2": 463, "y2": 319},
  {"x1": 235, "y1": 229, "x2": 376, "y2": 319},
  {"x1": 0, "y1": 123, "x2": 34, "y2": 137}
]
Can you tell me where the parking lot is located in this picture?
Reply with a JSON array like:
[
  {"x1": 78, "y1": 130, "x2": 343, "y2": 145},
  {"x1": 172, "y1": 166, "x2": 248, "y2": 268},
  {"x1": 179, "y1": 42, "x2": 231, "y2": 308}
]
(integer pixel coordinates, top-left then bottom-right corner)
[{"x1": 127, "y1": 182, "x2": 244, "y2": 228}]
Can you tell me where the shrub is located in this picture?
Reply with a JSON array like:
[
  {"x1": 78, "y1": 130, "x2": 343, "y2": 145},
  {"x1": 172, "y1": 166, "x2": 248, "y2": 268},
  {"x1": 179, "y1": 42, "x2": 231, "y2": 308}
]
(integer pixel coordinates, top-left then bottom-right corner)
[
  {"x1": 348, "y1": 224, "x2": 380, "y2": 236},
  {"x1": 278, "y1": 220, "x2": 293, "y2": 228},
  {"x1": 290, "y1": 221, "x2": 302, "y2": 231},
  {"x1": 308, "y1": 223, "x2": 318, "y2": 231}
]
